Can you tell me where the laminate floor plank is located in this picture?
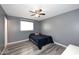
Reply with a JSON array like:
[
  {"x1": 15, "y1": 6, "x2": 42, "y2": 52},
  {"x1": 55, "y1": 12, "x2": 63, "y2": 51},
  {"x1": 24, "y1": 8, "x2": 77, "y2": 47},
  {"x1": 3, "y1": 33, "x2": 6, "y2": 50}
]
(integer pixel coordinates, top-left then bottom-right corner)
[{"x1": 3, "y1": 41, "x2": 65, "y2": 55}]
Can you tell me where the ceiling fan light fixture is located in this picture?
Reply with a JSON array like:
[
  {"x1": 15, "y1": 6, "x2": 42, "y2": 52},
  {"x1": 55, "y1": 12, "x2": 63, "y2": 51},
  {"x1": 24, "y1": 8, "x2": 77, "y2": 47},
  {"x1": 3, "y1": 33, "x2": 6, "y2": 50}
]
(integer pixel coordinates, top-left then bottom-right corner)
[{"x1": 35, "y1": 14, "x2": 40, "y2": 17}]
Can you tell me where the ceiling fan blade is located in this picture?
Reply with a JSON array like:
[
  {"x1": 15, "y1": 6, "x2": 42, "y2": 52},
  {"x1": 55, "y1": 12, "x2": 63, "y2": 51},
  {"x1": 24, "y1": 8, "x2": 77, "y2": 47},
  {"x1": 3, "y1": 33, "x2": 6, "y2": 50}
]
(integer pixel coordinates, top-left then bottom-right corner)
[
  {"x1": 39, "y1": 9, "x2": 42, "y2": 12},
  {"x1": 31, "y1": 14, "x2": 36, "y2": 16},
  {"x1": 29, "y1": 11, "x2": 35, "y2": 13},
  {"x1": 40, "y1": 13, "x2": 45, "y2": 15}
]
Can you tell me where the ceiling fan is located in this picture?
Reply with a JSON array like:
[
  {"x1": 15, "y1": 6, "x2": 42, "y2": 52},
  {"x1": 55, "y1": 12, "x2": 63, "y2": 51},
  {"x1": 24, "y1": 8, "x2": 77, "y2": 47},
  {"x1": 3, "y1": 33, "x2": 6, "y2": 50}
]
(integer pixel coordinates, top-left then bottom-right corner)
[{"x1": 29, "y1": 9, "x2": 45, "y2": 17}]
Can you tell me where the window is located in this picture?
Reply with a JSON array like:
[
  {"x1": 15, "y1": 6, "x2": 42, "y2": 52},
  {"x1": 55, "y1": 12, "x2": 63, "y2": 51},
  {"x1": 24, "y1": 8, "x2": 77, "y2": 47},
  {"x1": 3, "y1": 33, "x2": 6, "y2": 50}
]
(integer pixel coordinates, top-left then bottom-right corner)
[{"x1": 20, "y1": 21, "x2": 34, "y2": 31}]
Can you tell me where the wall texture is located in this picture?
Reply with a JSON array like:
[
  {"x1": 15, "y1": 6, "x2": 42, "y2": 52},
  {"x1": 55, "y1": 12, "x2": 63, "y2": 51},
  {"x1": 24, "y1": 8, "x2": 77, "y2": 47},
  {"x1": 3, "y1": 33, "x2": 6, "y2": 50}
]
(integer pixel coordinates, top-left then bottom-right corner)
[
  {"x1": 40, "y1": 9, "x2": 79, "y2": 46},
  {"x1": 0, "y1": 5, "x2": 5, "y2": 54},
  {"x1": 7, "y1": 16, "x2": 40, "y2": 43}
]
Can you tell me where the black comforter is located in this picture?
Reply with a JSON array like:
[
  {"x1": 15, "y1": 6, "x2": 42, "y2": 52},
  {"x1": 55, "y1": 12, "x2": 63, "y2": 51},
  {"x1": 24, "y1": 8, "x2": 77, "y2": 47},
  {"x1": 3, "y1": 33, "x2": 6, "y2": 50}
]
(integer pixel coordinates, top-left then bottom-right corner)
[{"x1": 29, "y1": 33, "x2": 54, "y2": 49}]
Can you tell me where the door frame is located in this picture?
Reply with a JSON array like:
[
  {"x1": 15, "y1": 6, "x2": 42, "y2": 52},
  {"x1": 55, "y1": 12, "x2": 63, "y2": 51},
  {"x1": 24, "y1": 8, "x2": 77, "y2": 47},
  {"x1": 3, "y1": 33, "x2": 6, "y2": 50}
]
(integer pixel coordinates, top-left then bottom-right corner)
[{"x1": 4, "y1": 16, "x2": 8, "y2": 48}]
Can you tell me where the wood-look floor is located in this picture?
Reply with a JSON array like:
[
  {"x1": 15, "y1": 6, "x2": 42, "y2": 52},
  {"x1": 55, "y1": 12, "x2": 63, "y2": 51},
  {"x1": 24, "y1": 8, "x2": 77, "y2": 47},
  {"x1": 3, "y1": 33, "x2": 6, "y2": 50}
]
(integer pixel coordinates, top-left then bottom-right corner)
[{"x1": 3, "y1": 41, "x2": 65, "y2": 55}]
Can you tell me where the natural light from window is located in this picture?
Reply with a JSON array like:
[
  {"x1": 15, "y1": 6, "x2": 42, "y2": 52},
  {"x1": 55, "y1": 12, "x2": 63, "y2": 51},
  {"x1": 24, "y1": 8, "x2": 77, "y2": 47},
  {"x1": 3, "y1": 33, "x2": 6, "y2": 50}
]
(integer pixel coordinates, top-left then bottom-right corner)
[{"x1": 20, "y1": 21, "x2": 34, "y2": 31}]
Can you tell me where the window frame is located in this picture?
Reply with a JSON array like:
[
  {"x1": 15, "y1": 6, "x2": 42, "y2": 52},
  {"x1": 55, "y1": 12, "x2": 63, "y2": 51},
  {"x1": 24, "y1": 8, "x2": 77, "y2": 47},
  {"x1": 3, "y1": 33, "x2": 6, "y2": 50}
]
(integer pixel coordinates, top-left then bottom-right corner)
[{"x1": 20, "y1": 21, "x2": 34, "y2": 31}]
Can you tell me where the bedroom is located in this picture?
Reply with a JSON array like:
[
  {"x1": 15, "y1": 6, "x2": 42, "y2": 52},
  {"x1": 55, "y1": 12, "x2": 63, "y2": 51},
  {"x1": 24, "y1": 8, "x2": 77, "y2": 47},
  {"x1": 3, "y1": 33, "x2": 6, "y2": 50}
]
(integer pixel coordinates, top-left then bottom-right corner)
[{"x1": 0, "y1": 4, "x2": 79, "y2": 55}]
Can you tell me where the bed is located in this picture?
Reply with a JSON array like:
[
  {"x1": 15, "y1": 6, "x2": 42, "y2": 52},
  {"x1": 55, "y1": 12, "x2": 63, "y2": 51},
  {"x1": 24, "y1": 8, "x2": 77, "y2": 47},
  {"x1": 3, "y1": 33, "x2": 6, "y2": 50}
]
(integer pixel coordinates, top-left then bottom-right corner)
[{"x1": 29, "y1": 33, "x2": 54, "y2": 49}]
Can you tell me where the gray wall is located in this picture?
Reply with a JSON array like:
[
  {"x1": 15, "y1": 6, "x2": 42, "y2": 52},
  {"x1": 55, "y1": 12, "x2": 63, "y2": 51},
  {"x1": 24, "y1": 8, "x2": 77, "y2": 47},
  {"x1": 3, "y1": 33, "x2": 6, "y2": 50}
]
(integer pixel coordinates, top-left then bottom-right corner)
[
  {"x1": 0, "y1": 5, "x2": 5, "y2": 53},
  {"x1": 40, "y1": 9, "x2": 79, "y2": 46},
  {"x1": 7, "y1": 16, "x2": 40, "y2": 43}
]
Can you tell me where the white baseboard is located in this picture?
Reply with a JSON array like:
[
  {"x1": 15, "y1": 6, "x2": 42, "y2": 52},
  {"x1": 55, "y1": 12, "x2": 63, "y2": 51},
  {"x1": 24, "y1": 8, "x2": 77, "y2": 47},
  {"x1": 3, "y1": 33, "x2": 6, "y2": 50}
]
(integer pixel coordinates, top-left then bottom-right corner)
[
  {"x1": 54, "y1": 41, "x2": 67, "y2": 48},
  {"x1": 7, "y1": 39, "x2": 67, "y2": 48},
  {"x1": 7, "y1": 39, "x2": 29, "y2": 45}
]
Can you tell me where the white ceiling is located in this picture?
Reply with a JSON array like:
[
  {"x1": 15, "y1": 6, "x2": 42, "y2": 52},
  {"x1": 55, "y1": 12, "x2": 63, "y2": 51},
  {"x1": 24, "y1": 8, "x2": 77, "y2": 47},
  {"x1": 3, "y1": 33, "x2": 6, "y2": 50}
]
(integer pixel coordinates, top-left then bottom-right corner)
[{"x1": 1, "y1": 4, "x2": 79, "y2": 21}]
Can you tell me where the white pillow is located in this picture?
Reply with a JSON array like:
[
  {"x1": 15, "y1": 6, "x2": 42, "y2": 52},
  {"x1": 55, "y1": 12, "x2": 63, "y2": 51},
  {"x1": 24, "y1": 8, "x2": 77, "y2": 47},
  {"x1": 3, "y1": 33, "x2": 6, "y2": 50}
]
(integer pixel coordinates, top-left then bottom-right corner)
[{"x1": 35, "y1": 32, "x2": 39, "y2": 35}]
